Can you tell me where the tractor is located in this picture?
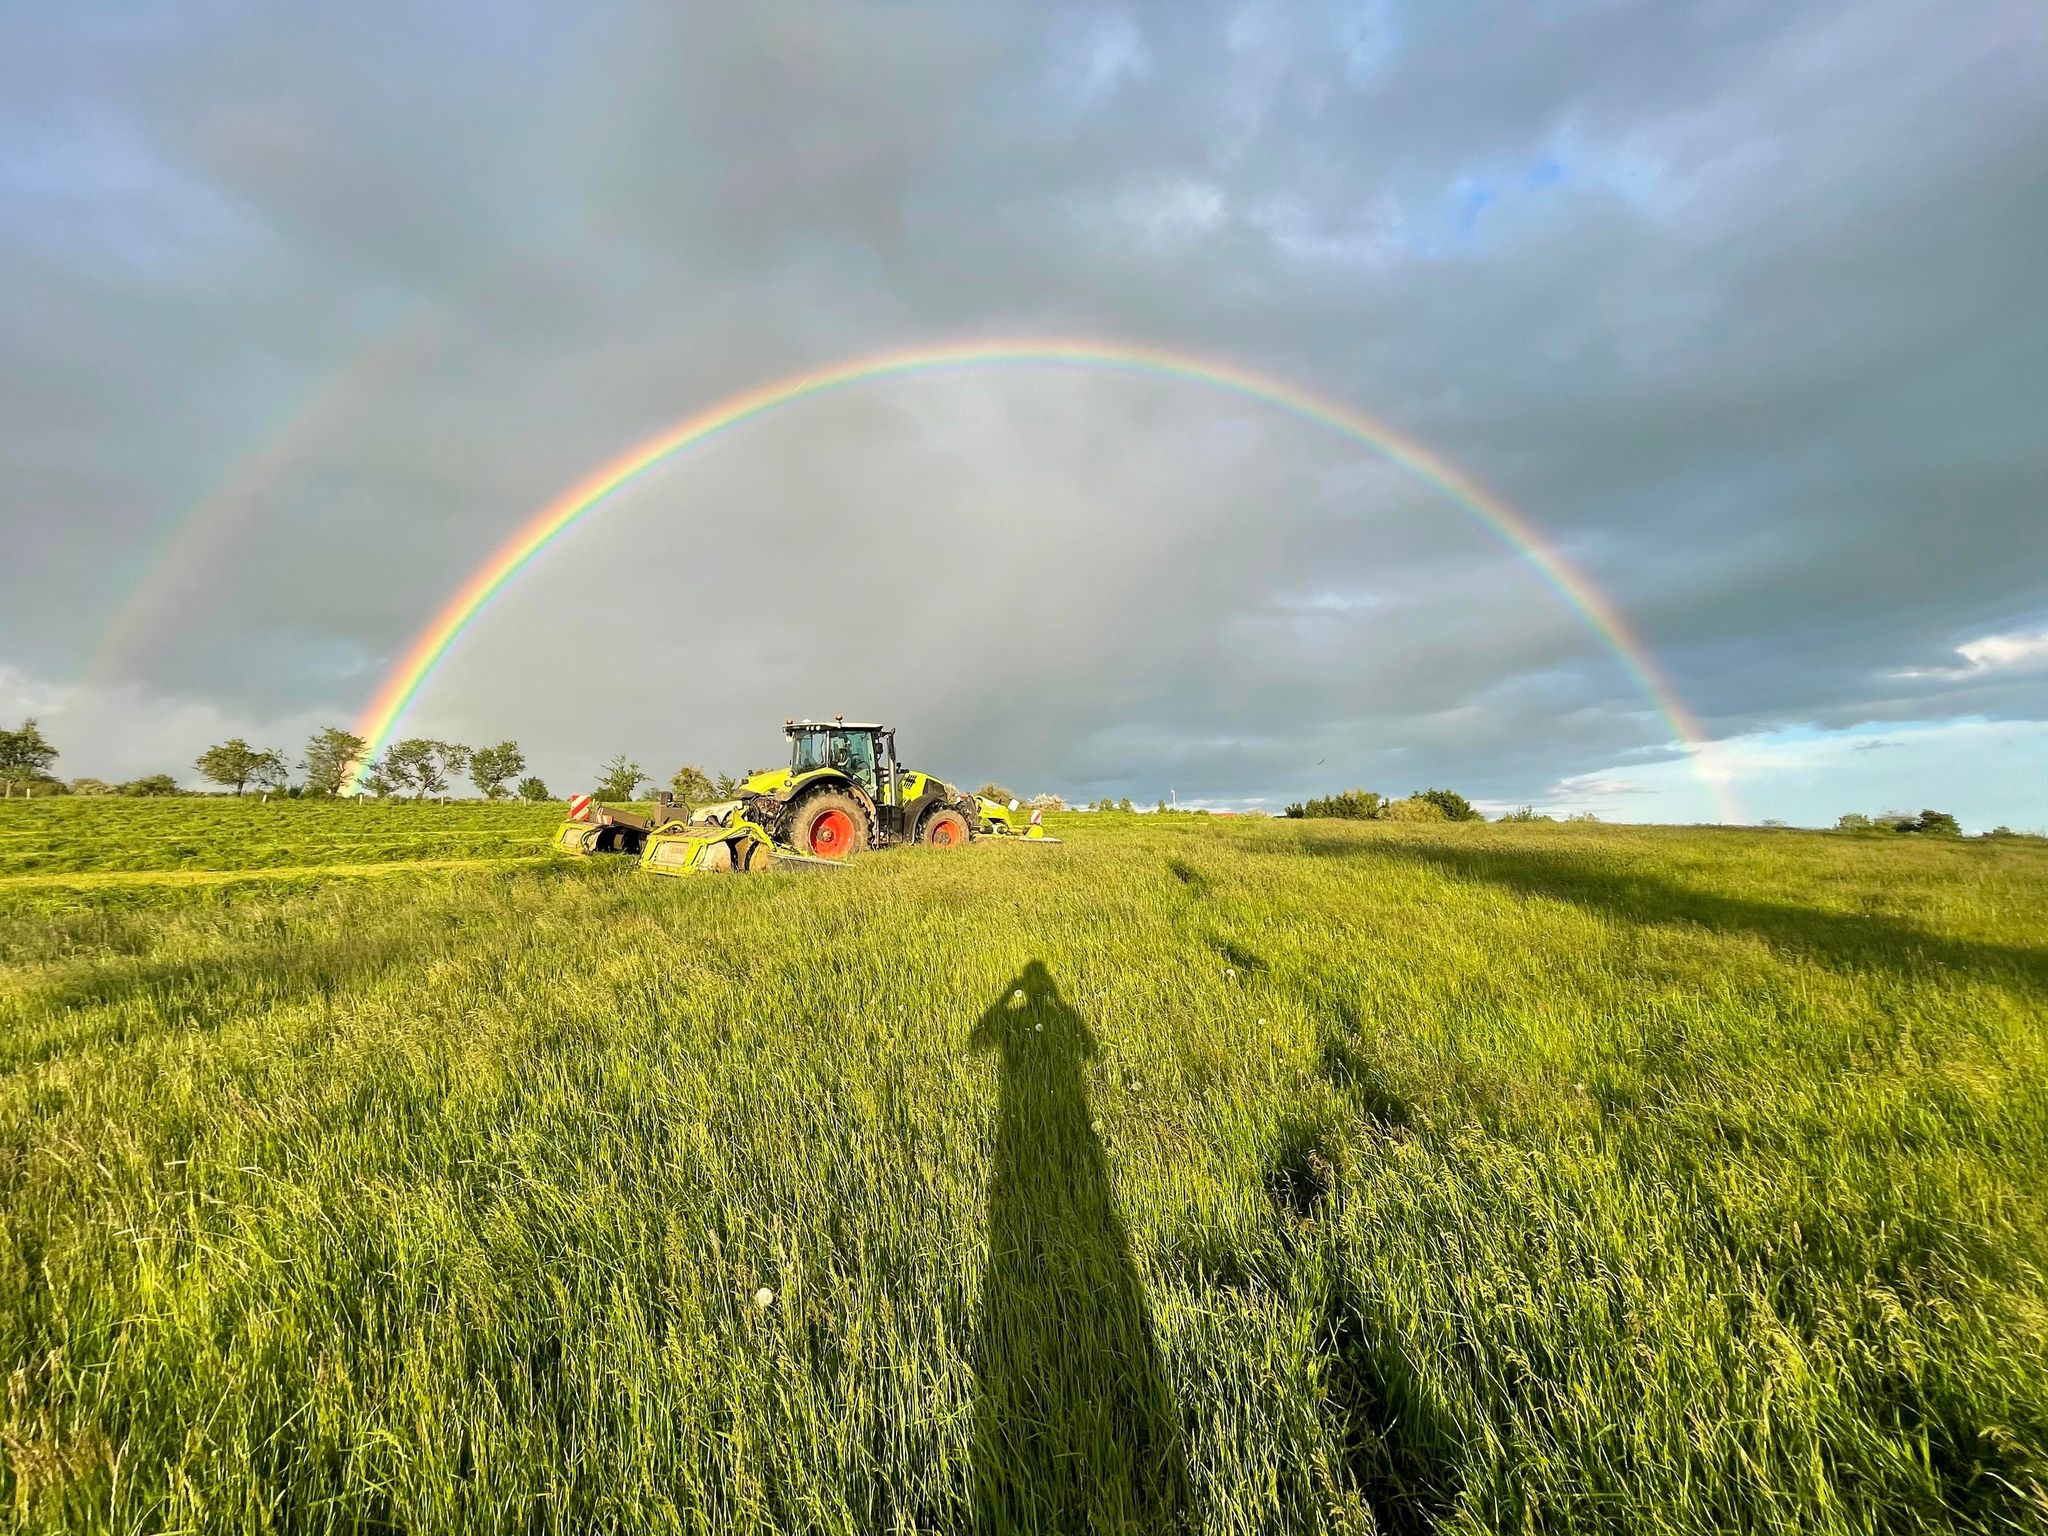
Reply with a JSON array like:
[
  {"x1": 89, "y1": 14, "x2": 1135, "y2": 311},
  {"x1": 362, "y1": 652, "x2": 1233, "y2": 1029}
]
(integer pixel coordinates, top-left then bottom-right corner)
[{"x1": 555, "y1": 718, "x2": 1004, "y2": 876}]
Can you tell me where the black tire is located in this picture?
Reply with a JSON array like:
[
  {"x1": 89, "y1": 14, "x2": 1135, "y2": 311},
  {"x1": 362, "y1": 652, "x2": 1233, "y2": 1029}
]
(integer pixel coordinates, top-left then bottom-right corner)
[
  {"x1": 786, "y1": 790, "x2": 868, "y2": 859},
  {"x1": 920, "y1": 807, "x2": 971, "y2": 848}
]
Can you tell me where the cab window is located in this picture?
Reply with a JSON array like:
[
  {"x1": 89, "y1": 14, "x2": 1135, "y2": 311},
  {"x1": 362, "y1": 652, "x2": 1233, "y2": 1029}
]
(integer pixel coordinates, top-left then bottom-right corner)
[
  {"x1": 792, "y1": 733, "x2": 830, "y2": 773},
  {"x1": 839, "y1": 731, "x2": 879, "y2": 792}
]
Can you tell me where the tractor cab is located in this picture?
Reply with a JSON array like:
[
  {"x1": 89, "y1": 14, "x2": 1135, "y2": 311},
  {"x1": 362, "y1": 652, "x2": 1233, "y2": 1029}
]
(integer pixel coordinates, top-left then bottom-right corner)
[{"x1": 786, "y1": 719, "x2": 899, "y2": 805}]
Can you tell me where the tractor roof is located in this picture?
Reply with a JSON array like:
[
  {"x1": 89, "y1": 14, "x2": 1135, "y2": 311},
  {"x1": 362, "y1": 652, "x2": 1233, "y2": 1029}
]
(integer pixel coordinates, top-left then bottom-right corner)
[{"x1": 785, "y1": 719, "x2": 889, "y2": 733}]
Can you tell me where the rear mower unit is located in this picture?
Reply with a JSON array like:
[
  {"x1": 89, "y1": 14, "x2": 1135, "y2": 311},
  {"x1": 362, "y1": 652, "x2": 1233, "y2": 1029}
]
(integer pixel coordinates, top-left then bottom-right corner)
[{"x1": 552, "y1": 798, "x2": 660, "y2": 856}]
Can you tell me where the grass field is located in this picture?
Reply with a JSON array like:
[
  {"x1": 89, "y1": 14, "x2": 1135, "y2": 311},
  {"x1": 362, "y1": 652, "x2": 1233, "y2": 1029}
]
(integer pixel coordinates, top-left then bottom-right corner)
[{"x1": 2, "y1": 798, "x2": 2044, "y2": 1533}]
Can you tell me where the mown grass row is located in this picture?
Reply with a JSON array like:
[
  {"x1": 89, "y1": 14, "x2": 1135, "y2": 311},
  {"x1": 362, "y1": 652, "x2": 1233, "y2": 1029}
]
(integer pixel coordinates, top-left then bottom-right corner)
[
  {"x1": 2, "y1": 808, "x2": 2044, "y2": 1532},
  {"x1": 0, "y1": 798, "x2": 564, "y2": 877}
]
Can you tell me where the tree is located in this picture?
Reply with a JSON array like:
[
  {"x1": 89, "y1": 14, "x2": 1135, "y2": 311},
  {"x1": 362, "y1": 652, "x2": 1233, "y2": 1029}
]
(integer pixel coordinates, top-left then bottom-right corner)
[
  {"x1": 1835, "y1": 812, "x2": 1876, "y2": 832},
  {"x1": 251, "y1": 750, "x2": 290, "y2": 793},
  {"x1": 1117, "y1": 797, "x2": 1133, "y2": 813},
  {"x1": 300, "y1": 727, "x2": 367, "y2": 796},
  {"x1": 121, "y1": 774, "x2": 180, "y2": 796},
  {"x1": 978, "y1": 782, "x2": 1016, "y2": 804},
  {"x1": 1413, "y1": 787, "x2": 1483, "y2": 822},
  {"x1": 1030, "y1": 793, "x2": 1066, "y2": 811},
  {"x1": 0, "y1": 718, "x2": 58, "y2": 791},
  {"x1": 195, "y1": 738, "x2": 284, "y2": 796},
  {"x1": 670, "y1": 764, "x2": 717, "y2": 805},
  {"x1": 596, "y1": 755, "x2": 645, "y2": 801},
  {"x1": 384, "y1": 738, "x2": 458, "y2": 799},
  {"x1": 516, "y1": 776, "x2": 552, "y2": 802},
  {"x1": 467, "y1": 741, "x2": 527, "y2": 800},
  {"x1": 68, "y1": 777, "x2": 117, "y2": 796},
  {"x1": 359, "y1": 761, "x2": 398, "y2": 798},
  {"x1": 1908, "y1": 809, "x2": 1962, "y2": 836}
]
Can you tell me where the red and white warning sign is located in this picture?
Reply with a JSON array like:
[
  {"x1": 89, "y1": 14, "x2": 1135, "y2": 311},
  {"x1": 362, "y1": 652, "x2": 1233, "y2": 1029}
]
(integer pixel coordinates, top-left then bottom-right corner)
[
  {"x1": 1029, "y1": 806, "x2": 1043, "y2": 827},
  {"x1": 569, "y1": 793, "x2": 594, "y2": 821}
]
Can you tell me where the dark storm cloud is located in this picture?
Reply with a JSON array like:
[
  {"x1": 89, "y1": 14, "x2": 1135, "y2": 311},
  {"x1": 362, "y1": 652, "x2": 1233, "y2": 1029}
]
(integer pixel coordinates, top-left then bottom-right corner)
[{"x1": 2, "y1": 0, "x2": 2043, "y2": 810}]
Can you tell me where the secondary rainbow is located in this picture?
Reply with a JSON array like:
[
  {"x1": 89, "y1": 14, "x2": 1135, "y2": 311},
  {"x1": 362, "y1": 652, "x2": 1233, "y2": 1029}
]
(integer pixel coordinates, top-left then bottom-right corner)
[{"x1": 347, "y1": 339, "x2": 1736, "y2": 819}]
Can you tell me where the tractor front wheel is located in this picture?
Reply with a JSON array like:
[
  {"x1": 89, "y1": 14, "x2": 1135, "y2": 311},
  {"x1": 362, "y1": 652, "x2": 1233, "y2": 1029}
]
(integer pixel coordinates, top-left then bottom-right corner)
[
  {"x1": 788, "y1": 792, "x2": 867, "y2": 859},
  {"x1": 920, "y1": 808, "x2": 970, "y2": 847}
]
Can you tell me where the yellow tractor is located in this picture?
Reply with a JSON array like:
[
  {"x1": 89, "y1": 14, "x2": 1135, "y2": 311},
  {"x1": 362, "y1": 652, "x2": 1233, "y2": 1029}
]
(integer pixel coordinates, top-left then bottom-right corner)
[{"x1": 554, "y1": 718, "x2": 1030, "y2": 876}]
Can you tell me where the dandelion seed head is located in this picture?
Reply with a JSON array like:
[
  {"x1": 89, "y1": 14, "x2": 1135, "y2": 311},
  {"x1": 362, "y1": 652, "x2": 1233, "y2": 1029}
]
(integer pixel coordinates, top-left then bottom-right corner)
[{"x1": 753, "y1": 1286, "x2": 775, "y2": 1309}]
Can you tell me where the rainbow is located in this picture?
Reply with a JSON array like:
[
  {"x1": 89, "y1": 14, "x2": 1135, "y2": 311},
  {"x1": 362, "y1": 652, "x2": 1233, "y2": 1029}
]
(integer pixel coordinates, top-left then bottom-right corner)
[
  {"x1": 82, "y1": 308, "x2": 438, "y2": 694},
  {"x1": 346, "y1": 339, "x2": 1736, "y2": 819}
]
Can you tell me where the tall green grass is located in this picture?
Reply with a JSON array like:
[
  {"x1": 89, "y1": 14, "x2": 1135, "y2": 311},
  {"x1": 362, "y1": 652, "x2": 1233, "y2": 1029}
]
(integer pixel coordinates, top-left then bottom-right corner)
[{"x1": 2, "y1": 803, "x2": 2043, "y2": 1532}]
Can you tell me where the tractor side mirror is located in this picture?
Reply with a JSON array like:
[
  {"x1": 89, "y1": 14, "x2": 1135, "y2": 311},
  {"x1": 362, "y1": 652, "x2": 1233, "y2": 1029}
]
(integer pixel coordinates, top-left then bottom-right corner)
[{"x1": 1009, "y1": 799, "x2": 1019, "y2": 810}]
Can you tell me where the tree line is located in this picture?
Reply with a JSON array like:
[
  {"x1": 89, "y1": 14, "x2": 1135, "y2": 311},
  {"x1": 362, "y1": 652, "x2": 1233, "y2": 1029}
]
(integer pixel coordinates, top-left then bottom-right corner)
[{"x1": 0, "y1": 718, "x2": 553, "y2": 802}]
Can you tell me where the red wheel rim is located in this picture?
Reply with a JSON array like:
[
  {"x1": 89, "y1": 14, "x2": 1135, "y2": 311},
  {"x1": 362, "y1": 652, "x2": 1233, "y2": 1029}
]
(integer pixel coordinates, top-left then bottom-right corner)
[
  {"x1": 810, "y1": 808, "x2": 856, "y2": 857},
  {"x1": 929, "y1": 819, "x2": 960, "y2": 846}
]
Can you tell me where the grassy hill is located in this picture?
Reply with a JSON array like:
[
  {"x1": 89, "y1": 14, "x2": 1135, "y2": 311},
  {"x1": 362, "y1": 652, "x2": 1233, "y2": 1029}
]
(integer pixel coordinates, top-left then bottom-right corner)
[{"x1": 2, "y1": 800, "x2": 2044, "y2": 1532}]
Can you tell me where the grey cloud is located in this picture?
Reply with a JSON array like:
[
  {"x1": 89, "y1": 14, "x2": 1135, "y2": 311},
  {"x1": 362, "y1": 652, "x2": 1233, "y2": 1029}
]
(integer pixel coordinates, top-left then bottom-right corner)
[{"x1": 2, "y1": 0, "x2": 2043, "y2": 814}]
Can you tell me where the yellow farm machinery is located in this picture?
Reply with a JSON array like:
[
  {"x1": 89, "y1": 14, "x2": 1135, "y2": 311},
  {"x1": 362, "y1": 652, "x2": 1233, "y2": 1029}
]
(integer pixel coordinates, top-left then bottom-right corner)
[{"x1": 553, "y1": 717, "x2": 1053, "y2": 877}]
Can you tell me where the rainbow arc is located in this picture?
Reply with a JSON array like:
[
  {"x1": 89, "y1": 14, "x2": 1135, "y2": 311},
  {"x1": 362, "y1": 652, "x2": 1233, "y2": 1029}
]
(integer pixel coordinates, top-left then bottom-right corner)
[{"x1": 342, "y1": 339, "x2": 1735, "y2": 820}]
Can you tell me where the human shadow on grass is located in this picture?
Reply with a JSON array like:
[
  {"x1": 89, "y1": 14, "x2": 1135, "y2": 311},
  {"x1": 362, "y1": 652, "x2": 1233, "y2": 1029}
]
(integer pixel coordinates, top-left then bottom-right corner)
[
  {"x1": 1326, "y1": 839, "x2": 2048, "y2": 995},
  {"x1": 969, "y1": 962, "x2": 1190, "y2": 1534}
]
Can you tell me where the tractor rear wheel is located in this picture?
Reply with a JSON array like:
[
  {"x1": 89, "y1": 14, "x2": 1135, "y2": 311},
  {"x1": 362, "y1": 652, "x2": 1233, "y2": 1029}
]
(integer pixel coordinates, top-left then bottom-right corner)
[
  {"x1": 920, "y1": 808, "x2": 970, "y2": 847},
  {"x1": 788, "y1": 792, "x2": 867, "y2": 859}
]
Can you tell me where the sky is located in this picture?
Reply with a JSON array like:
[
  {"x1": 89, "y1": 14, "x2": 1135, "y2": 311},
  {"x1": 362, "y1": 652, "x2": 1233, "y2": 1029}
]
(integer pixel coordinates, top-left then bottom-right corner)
[{"x1": 2, "y1": 0, "x2": 2044, "y2": 829}]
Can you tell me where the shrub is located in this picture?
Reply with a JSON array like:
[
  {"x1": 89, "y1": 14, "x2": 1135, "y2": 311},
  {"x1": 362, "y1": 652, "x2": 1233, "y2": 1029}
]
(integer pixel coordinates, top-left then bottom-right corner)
[
  {"x1": 1383, "y1": 796, "x2": 1449, "y2": 822},
  {"x1": 1496, "y1": 805, "x2": 1551, "y2": 823},
  {"x1": 122, "y1": 774, "x2": 181, "y2": 796},
  {"x1": 1413, "y1": 787, "x2": 1483, "y2": 822},
  {"x1": 68, "y1": 777, "x2": 118, "y2": 796},
  {"x1": 516, "y1": 777, "x2": 553, "y2": 803},
  {"x1": 1283, "y1": 789, "x2": 1385, "y2": 820},
  {"x1": 669, "y1": 764, "x2": 717, "y2": 805},
  {"x1": 1908, "y1": 809, "x2": 1962, "y2": 837}
]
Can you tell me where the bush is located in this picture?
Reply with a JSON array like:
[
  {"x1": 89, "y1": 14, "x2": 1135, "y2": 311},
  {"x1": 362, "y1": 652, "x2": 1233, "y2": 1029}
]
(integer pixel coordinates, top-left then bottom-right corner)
[
  {"x1": 68, "y1": 777, "x2": 118, "y2": 796},
  {"x1": 1413, "y1": 787, "x2": 1483, "y2": 822},
  {"x1": 670, "y1": 765, "x2": 717, "y2": 805},
  {"x1": 1496, "y1": 805, "x2": 1551, "y2": 823},
  {"x1": 516, "y1": 777, "x2": 553, "y2": 803},
  {"x1": 1283, "y1": 789, "x2": 1385, "y2": 820},
  {"x1": 1383, "y1": 796, "x2": 1449, "y2": 822},
  {"x1": 122, "y1": 774, "x2": 181, "y2": 797},
  {"x1": 1907, "y1": 809, "x2": 1962, "y2": 837}
]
